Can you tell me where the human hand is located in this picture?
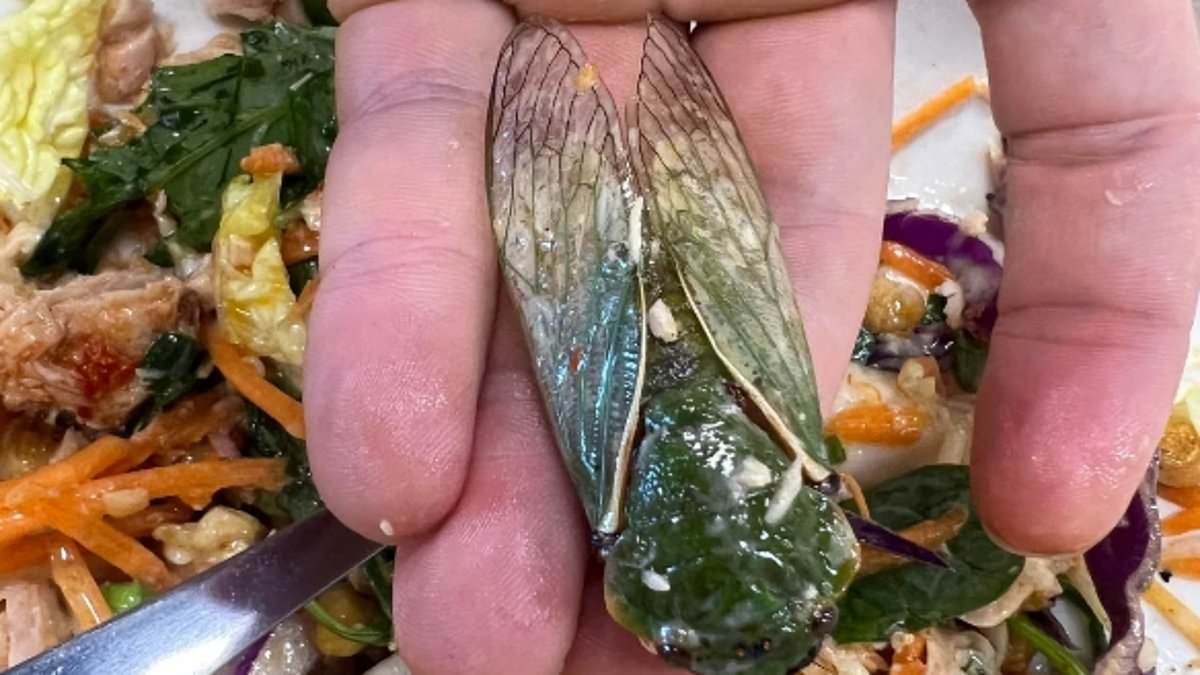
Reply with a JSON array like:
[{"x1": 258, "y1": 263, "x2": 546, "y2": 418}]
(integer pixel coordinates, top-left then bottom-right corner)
[{"x1": 305, "y1": 1, "x2": 1200, "y2": 673}]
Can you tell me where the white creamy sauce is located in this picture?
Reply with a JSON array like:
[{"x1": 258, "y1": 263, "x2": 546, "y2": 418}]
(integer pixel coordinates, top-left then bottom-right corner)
[{"x1": 647, "y1": 298, "x2": 680, "y2": 343}]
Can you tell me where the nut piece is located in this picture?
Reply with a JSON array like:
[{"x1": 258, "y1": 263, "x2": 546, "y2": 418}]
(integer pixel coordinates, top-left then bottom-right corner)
[
  {"x1": 864, "y1": 272, "x2": 926, "y2": 334},
  {"x1": 1160, "y1": 411, "x2": 1200, "y2": 487},
  {"x1": 153, "y1": 506, "x2": 265, "y2": 570}
]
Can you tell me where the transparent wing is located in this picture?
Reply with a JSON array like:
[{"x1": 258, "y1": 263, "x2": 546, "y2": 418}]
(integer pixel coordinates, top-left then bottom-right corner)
[
  {"x1": 487, "y1": 18, "x2": 644, "y2": 532},
  {"x1": 632, "y1": 18, "x2": 831, "y2": 468}
]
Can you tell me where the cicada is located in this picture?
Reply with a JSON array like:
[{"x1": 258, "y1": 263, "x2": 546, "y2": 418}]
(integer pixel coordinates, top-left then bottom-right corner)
[{"x1": 486, "y1": 17, "x2": 859, "y2": 674}]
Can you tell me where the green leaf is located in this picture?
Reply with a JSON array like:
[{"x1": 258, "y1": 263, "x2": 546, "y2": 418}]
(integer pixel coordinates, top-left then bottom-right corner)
[
  {"x1": 101, "y1": 581, "x2": 149, "y2": 615},
  {"x1": 1008, "y1": 613, "x2": 1089, "y2": 675},
  {"x1": 921, "y1": 293, "x2": 947, "y2": 325},
  {"x1": 952, "y1": 329, "x2": 989, "y2": 393},
  {"x1": 302, "y1": 0, "x2": 339, "y2": 25},
  {"x1": 21, "y1": 23, "x2": 337, "y2": 277},
  {"x1": 287, "y1": 257, "x2": 319, "y2": 295},
  {"x1": 362, "y1": 548, "x2": 395, "y2": 620},
  {"x1": 304, "y1": 600, "x2": 391, "y2": 647},
  {"x1": 143, "y1": 239, "x2": 174, "y2": 268},
  {"x1": 851, "y1": 327, "x2": 875, "y2": 365},
  {"x1": 824, "y1": 434, "x2": 847, "y2": 465},
  {"x1": 139, "y1": 332, "x2": 206, "y2": 410},
  {"x1": 834, "y1": 464, "x2": 1024, "y2": 642},
  {"x1": 244, "y1": 403, "x2": 322, "y2": 522}
]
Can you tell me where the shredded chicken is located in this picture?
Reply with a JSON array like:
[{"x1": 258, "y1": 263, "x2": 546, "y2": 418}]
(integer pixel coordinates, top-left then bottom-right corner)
[
  {"x1": 959, "y1": 557, "x2": 1074, "y2": 627},
  {"x1": 0, "y1": 580, "x2": 73, "y2": 668},
  {"x1": 206, "y1": 0, "x2": 279, "y2": 23},
  {"x1": 97, "y1": 0, "x2": 162, "y2": 103},
  {"x1": 0, "y1": 269, "x2": 187, "y2": 428}
]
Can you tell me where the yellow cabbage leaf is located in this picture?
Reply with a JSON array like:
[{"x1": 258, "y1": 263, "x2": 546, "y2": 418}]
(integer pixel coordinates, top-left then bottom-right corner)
[{"x1": 214, "y1": 172, "x2": 307, "y2": 366}]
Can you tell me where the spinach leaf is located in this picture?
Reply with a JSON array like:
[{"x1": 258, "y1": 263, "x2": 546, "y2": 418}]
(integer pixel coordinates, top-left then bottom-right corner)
[
  {"x1": 952, "y1": 329, "x2": 989, "y2": 393},
  {"x1": 851, "y1": 327, "x2": 875, "y2": 365},
  {"x1": 834, "y1": 464, "x2": 1024, "y2": 643},
  {"x1": 22, "y1": 23, "x2": 337, "y2": 277},
  {"x1": 362, "y1": 548, "x2": 395, "y2": 620},
  {"x1": 823, "y1": 434, "x2": 847, "y2": 466},
  {"x1": 287, "y1": 257, "x2": 319, "y2": 295},
  {"x1": 304, "y1": 599, "x2": 391, "y2": 647},
  {"x1": 140, "y1": 332, "x2": 206, "y2": 411},
  {"x1": 921, "y1": 293, "x2": 947, "y2": 325},
  {"x1": 245, "y1": 404, "x2": 322, "y2": 521}
]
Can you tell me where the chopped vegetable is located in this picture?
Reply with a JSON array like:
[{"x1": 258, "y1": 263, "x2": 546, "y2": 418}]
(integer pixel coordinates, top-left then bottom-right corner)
[
  {"x1": 110, "y1": 501, "x2": 193, "y2": 538},
  {"x1": 21, "y1": 23, "x2": 337, "y2": 276},
  {"x1": 1160, "y1": 483, "x2": 1200, "y2": 507},
  {"x1": 139, "y1": 332, "x2": 207, "y2": 412},
  {"x1": 1162, "y1": 507, "x2": 1200, "y2": 536},
  {"x1": 1007, "y1": 613, "x2": 1088, "y2": 675},
  {"x1": 1145, "y1": 580, "x2": 1200, "y2": 651},
  {"x1": 77, "y1": 458, "x2": 287, "y2": 509},
  {"x1": 100, "y1": 581, "x2": 148, "y2": 615},
  {"x1": 880, "y1": 241, "x2": 953, "y2": 289},
  {"x1": 0, "y1": 436, "x2": 133, "y2": 506},
  {"x1": 49, "y1": 537, "x2": 112, "y2": 630},
  {"x1": 826, "y1": 403, "x2": 928, "y2": 446},
  {"x1": 244, "y1": 403, "x2": 322, "y2": 522},
  {"x1": 203, "y1": 325, "x2": 305, "y2": 439},
  {"x1": 853, "y1": 508, "x2": 965, "y2": 577},
  {"x1": 952, "y1": 329, "x2": 988, "y2": 393},
  {"x1": 891, "y1": 75, "x2": 983, "y2": 150},
  {"x1": 845, "y1": 512, "x2": 949, "y2": 574},
  {"x1": 306, "y1": 583, "x2": 391, "y2": 654},
  {"x1": 0, "y1": 531, "x2": 60, "y2": 575},
  {"x1": 213, "y1": 172, "x2": 307, "y2": 365},
  {"x1": 0, "y1": 0, "x2": 105, "y2": 228}
]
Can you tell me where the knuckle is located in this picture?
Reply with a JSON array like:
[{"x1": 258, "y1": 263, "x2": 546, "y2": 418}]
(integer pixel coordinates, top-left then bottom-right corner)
[{"x1": 347, "y1": 67, "x2": 489, "y2": 128}]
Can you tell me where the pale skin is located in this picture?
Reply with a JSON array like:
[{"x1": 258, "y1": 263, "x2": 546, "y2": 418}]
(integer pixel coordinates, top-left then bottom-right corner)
[{"x1": 306, "y1": 1, "x2": 1200, "y2": 672}]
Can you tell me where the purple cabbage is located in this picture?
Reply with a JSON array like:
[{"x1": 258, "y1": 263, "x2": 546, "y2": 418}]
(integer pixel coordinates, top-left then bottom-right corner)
[
  {"x1": 845, "y1": 511, "x2": 950, "y2": 570},
  {"x1": 1084, "y1": 462, "x2": 1161, "y2": 675},
  {"x1": 882, "y1": 210, "x2": 1003, "y2": 339}
]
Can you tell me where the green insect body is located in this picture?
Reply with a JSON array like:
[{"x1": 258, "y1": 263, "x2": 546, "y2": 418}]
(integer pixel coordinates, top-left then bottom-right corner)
[{"x1": 487, "y1": 17, "x2": 858, "y2": 674}]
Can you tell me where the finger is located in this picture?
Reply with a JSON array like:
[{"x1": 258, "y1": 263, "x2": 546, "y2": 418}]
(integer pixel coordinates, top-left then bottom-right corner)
[
  {"x1": 693, "y1": 1, "x2": 897, "y2": 406},
  {"x1": 503, "y1": 0, "x2": 852, "y2": 24},
  {"x1": 562, "y1": 566, "x2": 679, "y2": 675},
  {"x1": 306, "y1": 0, "x2": 513, "y2": 539},
  {"x1": 390, "y1": 299, "x2": 588, "y2": 675},
  {"x1": 968, "y1": 0, "x2": 1200, "y2": 553}
]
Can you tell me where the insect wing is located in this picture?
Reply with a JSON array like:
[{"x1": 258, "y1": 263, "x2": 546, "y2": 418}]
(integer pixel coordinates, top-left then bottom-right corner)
[
  {"x1": 632, "y1": 18, "x2": 832, "y2": 468},
  {"x1": 487, "y1": 19, "x2": 644, "y2": 531}
]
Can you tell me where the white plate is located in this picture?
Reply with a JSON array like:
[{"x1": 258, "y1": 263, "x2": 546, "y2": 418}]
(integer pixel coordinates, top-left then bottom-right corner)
[{"x1": 893, "y1": 0, "x2": 1200, "y2": 670}]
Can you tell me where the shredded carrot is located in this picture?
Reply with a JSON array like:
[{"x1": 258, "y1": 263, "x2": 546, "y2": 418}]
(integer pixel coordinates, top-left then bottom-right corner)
[
  {"x1": 106, "y1": 389, "x2": 244, "y2": 474},
  {"x1": 291, "y1": 276, "x2": 320, "y2": 320},
  {"x1": 1163, "y1": 507, "x2": 1200, "y2": 536},
  {"x1": 18, "y1": 495, "x2": 175, "y2": 590},
  {"x1": 110, "y1": 500, "x2": 193, "y2": 538},
  {"x1": 1160, "y1": 484, "x2": 1200, "y2": 509},
  {"x1": 79, "y1": 458, "x2": 287, "y2": 510},
  {"x1": 1164, "y1": 557, "x2": 1200, "y2": 580},
  {"x1": 49, "y1": 537, "x2": 113, "y2": 630},
  {"x1": 891, "y1": 75, "x2": 983, "y2": 150},
  {"x1": 203, "y1": 324, "x2": 305, "y2": 439},
  {"x1": 0, "y1": 508, "x2": 42, "y2": 548},
  {"x1": 841, "y1": 472, "x2": 870, "y2": 520},
  {"x1": 1146, "y1": 580, "x2": 1200, "y2": 651},
  {"x1": 0, "y1": 436, "x2": 134, "y2": 507},
  {"x1": 880, "y1": 241, "x2": 953, "y2": 289},
  {"x1": 860, "y1": 507, "x2": 967, "y2": 577},
  {"x1": 890, "y1": 633, "x2": 927, "y2": 675},
  {"x1": 826, "y1": 403, "x2": 929, "y2": 446},
  {"x1": 0, "y1": 532, "x2": 60, "y2": 576}
]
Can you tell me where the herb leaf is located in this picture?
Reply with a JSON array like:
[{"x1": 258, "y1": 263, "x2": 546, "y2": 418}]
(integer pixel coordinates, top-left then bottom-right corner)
[
  {"x1": 921, "y1": 293, "x2": 947, "y2": 325},
  {"x1": 1008, "y1": 613, "x2": 1089, "y2": 675},
  {"x1": 140, "y1": 332, "x2": 206, "y2": 411},
  {"x1": 243, "y1": 368, "x2": 322, "y2": 522},
  {"x1": 952, "y1": 329, "x2": 989, "y2": 393},
  {"x1": 835, "y1": 465, "x2": 1024, "y2": 642},
  {"x1": 304, "y1": 600, "x2": 391, "y2": 647},
  {"x1": 21, "y1": 23, "x2": 337, "y2": 277}
]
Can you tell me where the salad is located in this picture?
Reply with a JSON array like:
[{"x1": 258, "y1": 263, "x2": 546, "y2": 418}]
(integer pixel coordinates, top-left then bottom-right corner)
[
  {"x1": 0, "y1": 0, "x2": 403, "y2": 672},
  {"x1": 0, "y1": 1, "x2": 1192, "y2": 674}
]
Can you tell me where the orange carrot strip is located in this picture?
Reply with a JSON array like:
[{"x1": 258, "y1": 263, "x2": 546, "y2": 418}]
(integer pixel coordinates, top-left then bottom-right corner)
[
  {"x1": 0, "y1": 532, "x2": 60, "y2": 575},
  {"x1": 49, "y1": 537, "x2": 113, "y2": 630},
  {"x1": 826, "y1": 403, "x2": 929, "y2": 446},
  {"x1": 891, "y1": 75, "x2": 982, "y2": 150},
  {"x1": 890, "y1": 633, "x2": 927, "y2": 674},
  {"x1": 1146, "y1": 580, "x2": 1200, "y2": 651},
  {"x1": 106, "y1": 390, "x2": 243, "y2": 474},
  {"x1": 1160, "y1": 485, "x2": 1200, "y2": 509},
  {"x1": 203, "y1": 325, "x2": 305, "y2": 439},
  {"x1": 880, "y1": 241, "x2": 954, "y2": 289},
  {"x1": 1163, "y1": 507, "x2": 1200, "y2": 536},
  {"x1": 110, "y1": 500, "x2": 194, "y2": 538},
  {"x1": 1164, "y1": 557, "x2": 1200, "y2": 580},
  {"x1": 19, "y1": 496, "x2": 175, "y2": 590},
  {"x1": 0, "y1": 436, "x2": 133, "y2": 507},
  {"x1": 0, "y1": 508, "x2": 42, "y2": 548},
  {"x1": 859, "y1": 507, "x2": 968, "y2": 577},
  {"x1": 79, "y1": 459, "x2": 287, "y2": 508}
]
